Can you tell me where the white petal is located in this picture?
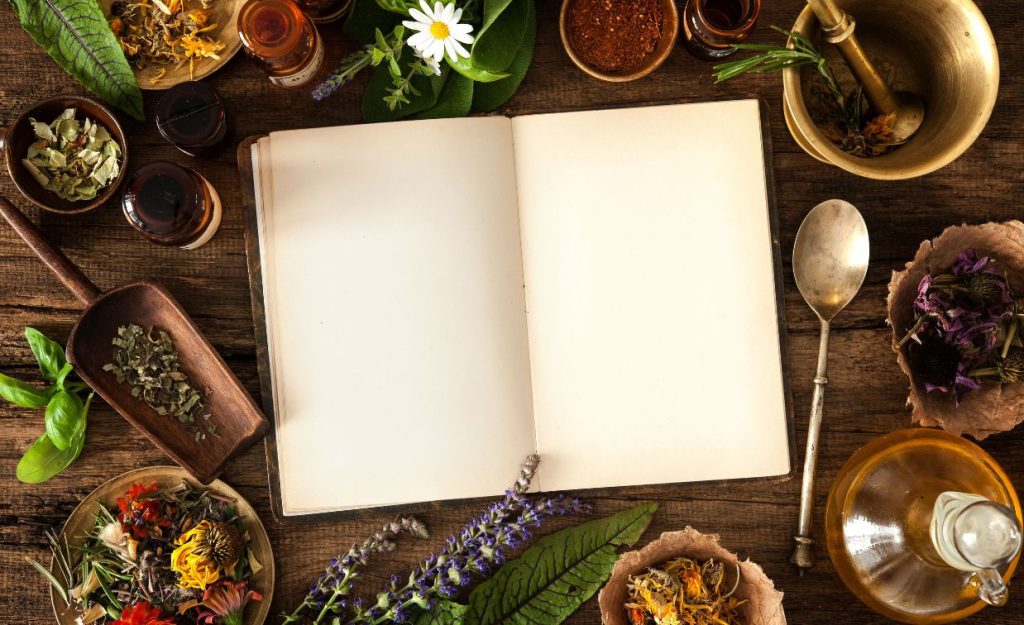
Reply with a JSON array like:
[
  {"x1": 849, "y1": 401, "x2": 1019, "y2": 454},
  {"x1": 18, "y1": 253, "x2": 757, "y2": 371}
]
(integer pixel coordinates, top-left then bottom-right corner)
[
  {"x1": 403, "y1": 19, "x2": 428, "y2": 32},
  {"x1": 418, "y1": 0, "x2": 435, "y2": 19},
  {"x1": 433, "y1": 2, "x2": 445, "y2": 20},
  {"x1": 428, "y1": 39, "x2": 445, "y2": 62},
  {"x1": 407, "y1": 32, "x2": 429, "y2": 48},
  {"x1": 407, "y1": 7, "x2": 430, "y2": 23},
  {"x1": 443, "y1": 38, "x2": 457, "y2": 60},
  {"x1": 451, "y1": 38, "x2": 470, "y2": 58},
  {"x1": 441, "y1": 2, "x2": 454, "y2": 21},
  {"x1": 450, "y1": 30, "x2": 474, "y2": 44},
  {"x1": 451, "y1": 7, "x2": 463, "y2": 22},
  {"x1": 449, "y1": 22, "x2": 472, "y2": 34}
]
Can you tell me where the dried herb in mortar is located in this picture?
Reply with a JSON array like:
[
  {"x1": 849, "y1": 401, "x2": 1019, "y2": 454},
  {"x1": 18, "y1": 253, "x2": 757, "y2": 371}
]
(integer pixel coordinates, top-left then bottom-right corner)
[
  {"x1": 626, "y1": 556, "x2": 745, "y2": 625},
  {"x1": 103, "y1": 324, "x2": 217, "y2": 441}
]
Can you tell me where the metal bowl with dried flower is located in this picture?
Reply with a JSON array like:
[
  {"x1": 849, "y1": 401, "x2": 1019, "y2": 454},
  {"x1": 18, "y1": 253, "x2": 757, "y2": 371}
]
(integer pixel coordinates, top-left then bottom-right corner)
[
  {"x1": 32, "y1": 466, "x2": 274, "y2": 625},
  {"x1": 888, "y1": 221, "x2": 1024, "y2": 439}
]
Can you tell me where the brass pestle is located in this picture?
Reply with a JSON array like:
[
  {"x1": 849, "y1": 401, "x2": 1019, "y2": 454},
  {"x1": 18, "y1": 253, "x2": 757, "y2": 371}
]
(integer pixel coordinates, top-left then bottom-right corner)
[{"x1": 805, "y1": 0, "x2": 925, "y2": 143}]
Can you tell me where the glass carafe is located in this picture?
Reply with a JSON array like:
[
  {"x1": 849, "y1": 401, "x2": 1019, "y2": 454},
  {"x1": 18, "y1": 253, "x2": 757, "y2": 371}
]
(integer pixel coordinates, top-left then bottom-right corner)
[{"x1": 825, "y1": 428, "x2": 1022, "y2": 624}]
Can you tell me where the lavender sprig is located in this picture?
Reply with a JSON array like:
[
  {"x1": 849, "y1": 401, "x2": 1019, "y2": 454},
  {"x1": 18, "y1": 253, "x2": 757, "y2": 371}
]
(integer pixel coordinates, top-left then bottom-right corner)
[
  {"x1": 347, "y1": 455, "x2": 591, "y2": 625},
  {"x1": 282, "y1": 516, "x2": 429, "y2": 625}
]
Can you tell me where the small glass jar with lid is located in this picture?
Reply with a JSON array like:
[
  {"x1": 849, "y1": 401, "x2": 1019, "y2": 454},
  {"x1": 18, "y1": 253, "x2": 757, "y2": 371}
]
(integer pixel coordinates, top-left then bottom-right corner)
[
  {"x1": 122, "y1": 162, "x2": 222, "y2": 250},
  {"x1": 238, "y1": 0, "x2": 326, "y2": 88},
  {"x1": 680, "y1": 0, "x2": 760, "y2": 61},
  {"x1": 295, "y1": 0, "x2": 353, "y2": 23},
  {"x1": 155, "y1": 81, "x2": 229, "y2": 158}
]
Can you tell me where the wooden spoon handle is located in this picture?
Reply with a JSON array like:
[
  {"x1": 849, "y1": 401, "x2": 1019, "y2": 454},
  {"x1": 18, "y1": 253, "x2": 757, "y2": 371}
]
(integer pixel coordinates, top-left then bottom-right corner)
[{"x1": 0, "y1": 196, "x2": 100, "y2": 305}]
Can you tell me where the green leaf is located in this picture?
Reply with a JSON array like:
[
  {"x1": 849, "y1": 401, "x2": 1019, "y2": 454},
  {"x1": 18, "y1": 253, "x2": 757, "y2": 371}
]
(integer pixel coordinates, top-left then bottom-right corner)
[
  {"x1": 471, "y1": 0, "x2": 535, "y2": 112},
  {"x1": 345, "y1": 0, "x2": 403, "y2": 44},
  {"x1": 375, "y1": 0, "x2": 419, "y2": 15},
  {"x1": 0, "y1": 372, "x2": 52, "y2": 408},
  {"x1": 470, "y1": 0, "x2": 530, "y2": 73},
  {"x1": 24, "y1": 328, "x2": 67, "y2": 382},
  {"x1": 9, "y1": 0, "x2": 144, "y2": 120},
  {"x1": 363, "y1": 49, "x2": 448, "y2": 122},
  {"x1": 464, "y1": 503, "x2": 657, "y2": 625},
  {"x1": 16, "y1": 430, "x2": 85, "y2": 484},
  {"x1": 44, "y1": 390, "x2": 84, "y2": 451},
  {"x1": 414, "y1": 600, "x2": 468, "y2": 625},
  {"x1": 447, "y1": 54, "x2": 510, "y2": 83},
  {"x1": 415, "y1": 72, "x2": 474, "y2": 119}
]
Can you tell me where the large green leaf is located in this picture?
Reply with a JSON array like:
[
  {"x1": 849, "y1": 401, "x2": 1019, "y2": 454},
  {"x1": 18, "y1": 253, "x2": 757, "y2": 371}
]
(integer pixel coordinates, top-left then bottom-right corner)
[
  {"x1": 447, "y1": 54, "x2": 509, "y2": 83},
  {"x1": 9, "y1": 0, "x2": 144, "y2": 120},
  {"x1": 44, "y1": 390, "x2": 84, "y2": 451},
  {"x1": 0, "y1": 373, "x2": 53, "y2": 409},
  {"x1": 417, "y1": 504, "x2": 658, "y2": 625},
  {"x1": 471, "y1": 0, "x2": 535, "y2": 112},
  {"x1": 415, "y1": 72, "x2": 474, "y2": 119},
  {"x1": 469, "y1": 0, "x2": 530, "y2": 73},
  {"x1": 24, "y1": 327, "x2": 67, "y2": 383}
]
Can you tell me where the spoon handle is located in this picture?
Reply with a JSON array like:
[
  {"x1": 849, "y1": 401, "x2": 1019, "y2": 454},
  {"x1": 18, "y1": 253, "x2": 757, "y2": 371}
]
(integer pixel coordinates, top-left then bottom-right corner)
[{"x1": 792, "y1": 317, "x2": 831, "y2": 572}]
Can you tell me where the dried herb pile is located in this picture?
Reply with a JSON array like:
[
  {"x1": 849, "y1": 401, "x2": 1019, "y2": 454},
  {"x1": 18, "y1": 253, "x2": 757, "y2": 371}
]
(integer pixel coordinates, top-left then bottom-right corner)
[
  {"x1": 104, "y1": 324, "x2": 217, "y2": 442},
  {"x1": 626, "y1": 557, "x2": 745, "y2": 625},
  {"x1": 568, "y1": 0, "x2": 664, "y2": 73},
  {"x1": 22, "y1": 108, "x2": 122, "y2": 202},
  {"x1": 108, "y1": 0, "x2": 225, "y2": 81}
]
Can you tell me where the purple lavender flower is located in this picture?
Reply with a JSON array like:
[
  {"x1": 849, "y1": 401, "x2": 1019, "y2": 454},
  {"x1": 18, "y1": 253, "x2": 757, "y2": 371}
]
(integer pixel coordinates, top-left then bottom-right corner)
[
  {"x1": 346, "y1": 455, "x2": 590, "y2": 625},
  {"x1": 282, "y1": 516, "x2": 429, "y2": 625}
]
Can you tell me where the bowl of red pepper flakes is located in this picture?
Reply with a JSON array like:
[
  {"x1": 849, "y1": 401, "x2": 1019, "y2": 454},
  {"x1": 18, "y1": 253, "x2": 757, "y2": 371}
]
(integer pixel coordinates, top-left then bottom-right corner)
[{"x1": 560, "y1": 0, "x2": 679, "y2": 82}]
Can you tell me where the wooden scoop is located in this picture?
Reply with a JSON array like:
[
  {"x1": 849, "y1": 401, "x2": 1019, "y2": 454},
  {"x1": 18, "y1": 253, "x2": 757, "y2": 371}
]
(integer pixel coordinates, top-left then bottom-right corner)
[{"x1": 0, "y1": 196, "x2": 268, "y2": 483}]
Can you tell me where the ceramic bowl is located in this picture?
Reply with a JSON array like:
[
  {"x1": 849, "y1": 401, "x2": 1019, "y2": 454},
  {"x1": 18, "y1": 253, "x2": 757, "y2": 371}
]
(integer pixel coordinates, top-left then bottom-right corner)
[
  {"x1": 0, "y1": 96, "x2": 129, "y2": 215},
  {"x1": 598, "y1": 527, "x2": 786, "y2": 625},
  {"x1": 560, "y1": 0, "x2": 679, "y2": 82},
  {"x1": 51, "y1": 466, "x2": 275, "y2": 625},
  {"x1": 99, "y1": 0, "x2": 245, "y2": 90}
]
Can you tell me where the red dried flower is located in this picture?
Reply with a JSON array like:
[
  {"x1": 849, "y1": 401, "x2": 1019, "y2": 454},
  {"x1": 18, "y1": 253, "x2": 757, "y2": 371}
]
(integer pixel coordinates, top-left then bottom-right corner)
[
  {"x1": 117, "y1": 482, "x2": 172, "y2": 540},
  {"x1": 111, "y1": 601, "x2": 176, "y2": 625}
]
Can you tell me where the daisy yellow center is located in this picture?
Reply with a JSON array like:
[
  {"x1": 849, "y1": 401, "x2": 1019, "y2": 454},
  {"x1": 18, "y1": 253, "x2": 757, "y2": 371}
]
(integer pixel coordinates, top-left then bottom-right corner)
[{"x1": 430, "y1": 21, "x2": 450, "y2": 39}]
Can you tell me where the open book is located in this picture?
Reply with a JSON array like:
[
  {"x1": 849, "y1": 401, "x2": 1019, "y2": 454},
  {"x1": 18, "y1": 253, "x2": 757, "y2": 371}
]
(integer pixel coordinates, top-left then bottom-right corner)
[{"x1": 249, "y1": 99, "x2": 791, "y2": 517}]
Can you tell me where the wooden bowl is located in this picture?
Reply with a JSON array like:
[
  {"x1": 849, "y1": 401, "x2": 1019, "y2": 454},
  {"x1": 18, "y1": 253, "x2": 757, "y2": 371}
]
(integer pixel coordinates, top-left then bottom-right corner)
[
  {"x1": 99, "y1": 0, "x2": 245, "y2": 90},
  {"x1": 560, "y1": 0, "x2": 679, "y2": 82},
  {"x1": 51, "y1": 466, "x2": 275, "y2": 625},
  {"x1": 0, "y1": 96, "x2": 129, "y2": 215},
  {"x1": 598, "y1": 528, "x2": 786, "y2": 625}
]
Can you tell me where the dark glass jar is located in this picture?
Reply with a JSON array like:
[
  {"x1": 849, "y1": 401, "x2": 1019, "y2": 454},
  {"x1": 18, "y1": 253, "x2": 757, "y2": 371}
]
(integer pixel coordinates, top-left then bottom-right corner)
[
  {"x1": 122, "y1": 162, "x2": 222, "y2": 250},
  {"x1": 680, "y1": 0, "x2": 760, "y2": 61},
  {"x1": 155, "y1": 81, "x2": 228, "y2": 157},
  {"x1": 238, "y1": 0, "x2": 325, "y2": 88},
  {"x1": 295, "y1": 0, "x2": 353, "y2": 23}
]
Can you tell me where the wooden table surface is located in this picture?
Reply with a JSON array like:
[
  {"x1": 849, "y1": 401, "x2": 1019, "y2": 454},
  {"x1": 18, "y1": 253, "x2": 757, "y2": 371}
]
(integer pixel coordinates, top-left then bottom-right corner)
[{"x1": 1, "y1": 1, "x2": 1022, "y2": 623}]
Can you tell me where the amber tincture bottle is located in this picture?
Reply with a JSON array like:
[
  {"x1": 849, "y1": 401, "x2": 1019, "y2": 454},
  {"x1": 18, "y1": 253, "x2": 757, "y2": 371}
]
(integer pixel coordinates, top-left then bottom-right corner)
[
  {"x1": 238, "y1": 0, "x2": 325, "y2": 88},
  {"x1": 123, "y1": 162, "x2": 223, "y2": 250},
  {"x1": 295, "y1": 0, "x2": 352, "y2": 23},
  {"x1": 155, "y1": 81, "x2": 228, "y2": 157}
]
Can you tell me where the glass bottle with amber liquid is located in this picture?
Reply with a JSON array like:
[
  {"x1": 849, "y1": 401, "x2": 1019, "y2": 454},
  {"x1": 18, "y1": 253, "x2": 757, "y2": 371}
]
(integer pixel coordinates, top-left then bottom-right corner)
[{"x1": 238, "y1": 0, "x2": 325, "y2": 88}]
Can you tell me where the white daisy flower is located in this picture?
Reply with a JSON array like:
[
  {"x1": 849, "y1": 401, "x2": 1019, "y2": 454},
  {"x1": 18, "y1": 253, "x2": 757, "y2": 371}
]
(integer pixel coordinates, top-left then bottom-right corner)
[
  {"x1": 416, "y1": 49, "x2": 443, "y2": 76},
  {"x1": 403, "y1": 0, "x2": 475, "y2": 63}
]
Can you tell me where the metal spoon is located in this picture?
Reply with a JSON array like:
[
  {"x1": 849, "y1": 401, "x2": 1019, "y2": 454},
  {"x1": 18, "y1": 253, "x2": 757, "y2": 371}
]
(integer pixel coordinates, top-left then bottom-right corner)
[{"x1": 790, "y1": 199, "x2": 870, "y2": 572}]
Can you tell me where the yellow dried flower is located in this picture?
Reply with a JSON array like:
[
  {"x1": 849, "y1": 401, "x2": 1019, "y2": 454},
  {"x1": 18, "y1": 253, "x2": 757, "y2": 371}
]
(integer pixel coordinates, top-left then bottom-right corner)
[{"x1": 170, "y1": 520, "x2": 242, "y2": 590}]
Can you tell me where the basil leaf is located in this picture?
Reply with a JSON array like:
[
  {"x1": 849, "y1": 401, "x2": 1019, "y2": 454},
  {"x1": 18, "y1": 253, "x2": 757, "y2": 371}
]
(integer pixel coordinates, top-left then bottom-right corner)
[
  {"x1": 0, "y1": 373, "x2": 52, "y2": 408},
  {"x1": 471, "y1": 0, "x2": 536, "y2": 112},
  {"x1": 470, "y1": 0, "x2": 530, "y2": 73},
  {"x1": 44, "y1": 390, "x2": 85, "y2": 451},
  {"x1": 16, "y1": 430, "x2": 85, "y2": 484},
  {"x1": 24, "y1": 327, "x2": 67, "y2": 382},
  {"x1": 415, "y1": 72, "x2": 474, "y2": 119},
  {"x1": 9, "y1": 0, "x2": 144, "y2": 120},
  {"x1": 464, "y1": 503, "x2": 657, "y2": 625},
  {"x1": 55, "y1": 362, "x2": 74, "y2": 390}
]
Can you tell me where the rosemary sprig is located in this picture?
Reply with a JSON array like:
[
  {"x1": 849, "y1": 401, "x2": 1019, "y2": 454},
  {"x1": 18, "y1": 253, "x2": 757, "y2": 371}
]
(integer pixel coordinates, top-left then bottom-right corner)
[{"x1": 25, "y1": 530, "x2": 75, "y2": 605}]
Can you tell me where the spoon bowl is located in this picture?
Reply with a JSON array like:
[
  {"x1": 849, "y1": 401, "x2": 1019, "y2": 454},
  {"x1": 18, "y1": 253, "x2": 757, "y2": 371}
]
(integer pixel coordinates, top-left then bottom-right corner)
[{"x1": 793, "y1": 199, "x2": 870, "y2": 322}]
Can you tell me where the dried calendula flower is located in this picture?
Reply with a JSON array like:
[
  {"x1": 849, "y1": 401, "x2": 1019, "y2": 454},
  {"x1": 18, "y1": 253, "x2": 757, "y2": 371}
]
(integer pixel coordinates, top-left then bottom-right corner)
[
  {"x1": 21, "y1": 108, "x2": 121, "y2": 202},
  {"x1": 625, "y1": 556, "x2": 746, "y2": 625},
  {"x1": 108, "y1": 0, "x2": 225, "y2": 79},
  {"x1": 102, "y1": 323, "x2": 217, "y2": 442}
]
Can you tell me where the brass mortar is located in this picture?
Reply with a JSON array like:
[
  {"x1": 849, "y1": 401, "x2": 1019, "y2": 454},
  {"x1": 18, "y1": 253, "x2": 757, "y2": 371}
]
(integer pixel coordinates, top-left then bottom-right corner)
[{"x1": 782, "y1": 0, "x2": 999, "y2": 180}]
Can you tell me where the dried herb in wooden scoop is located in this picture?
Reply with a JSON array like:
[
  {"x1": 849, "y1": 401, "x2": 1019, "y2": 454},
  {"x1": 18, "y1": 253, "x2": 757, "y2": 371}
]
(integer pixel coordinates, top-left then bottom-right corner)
[{"x1": 103, "y1": 323, "x2": 217, "y2": 442}]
